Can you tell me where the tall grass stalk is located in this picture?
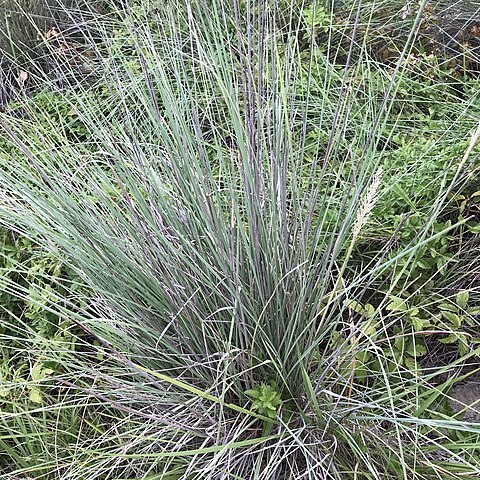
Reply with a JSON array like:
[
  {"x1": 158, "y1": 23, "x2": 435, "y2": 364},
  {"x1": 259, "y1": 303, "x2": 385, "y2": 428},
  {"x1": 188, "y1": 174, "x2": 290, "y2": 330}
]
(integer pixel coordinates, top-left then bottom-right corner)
[{"x1": 0, "y1": 0, "x2": 479, "y2": 478}]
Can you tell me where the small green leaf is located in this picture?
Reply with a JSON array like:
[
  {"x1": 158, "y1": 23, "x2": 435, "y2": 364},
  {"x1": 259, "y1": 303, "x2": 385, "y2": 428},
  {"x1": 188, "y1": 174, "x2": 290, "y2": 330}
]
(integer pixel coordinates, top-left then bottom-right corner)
[
  {"x1": 409, "y1": 307, "x2": 419, "y2": 317},
  {"x1": 244, "y1": 389, "x2": 260, "y2": 399},
  {"x1": 303, "y1": 4, "x2": 329, "y2": 29},
  {"x1": 365, "y1": 303, "x2": 375, "y2": 318},
  {"x1": 456, "y1": 291, "x2": 469, "y2": 310},
  {"x1": 394, "y1": 335, "x2": 405, "y2": 351},
  {"x1": 441, "y1": 311, "x2": 461, "y2": 328},
  {"x1": 262, "y1": 408, "x2": 273, "y2": 419},
  {"x1": 31, "y1": 364, "x2": 54, "y2": 382},
  {"x1": 347, "y1": 301, "x2": 376, "y2": 319},
  {"x1": 404, "y1": 356, "x2": 417, "y2": 370},
  {"x1": 347, "y1": 300, "x2": 365, "y2": 315},
  {"x1": 406, "y1": 341, "x2": 427, "y2": 357},
  {"x1": 245, "y1": 383, "x2": 282, "y2": 419},
  {"x1": 467, "y1": 223, "x2": 480, "y2": 234},
  {"x1": 439, "y1": 334, "x2": 459, "y2": 344},
  {"x1": 386, "y1": 296, "x2": 408, "y2": 312},
  {"x1": 29, "y1": 387, "x2": 43, "y2": 404},
  {"x1": 31, "y1": 363, "x2": 44, "y2": 382},
  {"x1": 410, "y1": 316, "x2": 424, "y2": 332},
  {"x1": 438, "y1": 303, "x2": 457, "y2": 312},
  {"x1": 360, "y1": 319, "x2": 377, "y2": 337},
  {"x1": 417, "y1": 259, "x2": 431, "y2": 269}
]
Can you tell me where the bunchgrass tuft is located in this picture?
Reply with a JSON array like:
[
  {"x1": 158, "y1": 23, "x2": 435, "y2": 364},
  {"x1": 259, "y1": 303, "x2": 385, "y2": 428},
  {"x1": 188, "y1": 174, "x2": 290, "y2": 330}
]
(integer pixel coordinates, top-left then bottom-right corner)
[{"x1": 0, "y1": 0, "x2": 480, "y2": 478}]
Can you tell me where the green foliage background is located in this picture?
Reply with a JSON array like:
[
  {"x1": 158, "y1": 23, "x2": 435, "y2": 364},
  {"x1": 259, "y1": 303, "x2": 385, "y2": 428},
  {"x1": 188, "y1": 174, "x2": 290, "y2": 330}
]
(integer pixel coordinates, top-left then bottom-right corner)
[{"x1": 0, "y1": 0, "x2": 480, "y2": 478}]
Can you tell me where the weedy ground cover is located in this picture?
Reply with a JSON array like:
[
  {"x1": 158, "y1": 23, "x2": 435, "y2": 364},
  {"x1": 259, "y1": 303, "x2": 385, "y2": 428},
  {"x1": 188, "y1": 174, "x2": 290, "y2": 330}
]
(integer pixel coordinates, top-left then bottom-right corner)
[{"x1": 0, "y1": 1, "x2": 480, "y2": 478}]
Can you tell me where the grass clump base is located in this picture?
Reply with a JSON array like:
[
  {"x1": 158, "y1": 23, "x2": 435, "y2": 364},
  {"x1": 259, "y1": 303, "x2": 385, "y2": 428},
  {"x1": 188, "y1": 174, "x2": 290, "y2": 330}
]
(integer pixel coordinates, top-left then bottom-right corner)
[{"x1": 0, "y1": 1, "x2": 480, "y2": 478}]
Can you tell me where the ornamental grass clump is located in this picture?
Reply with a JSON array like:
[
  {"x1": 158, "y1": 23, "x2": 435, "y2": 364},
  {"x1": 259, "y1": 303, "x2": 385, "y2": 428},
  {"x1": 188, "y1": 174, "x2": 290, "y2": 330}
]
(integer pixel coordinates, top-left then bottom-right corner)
[{"x1": 0, "y1": 0, "x2": 480, "y2": 478}]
